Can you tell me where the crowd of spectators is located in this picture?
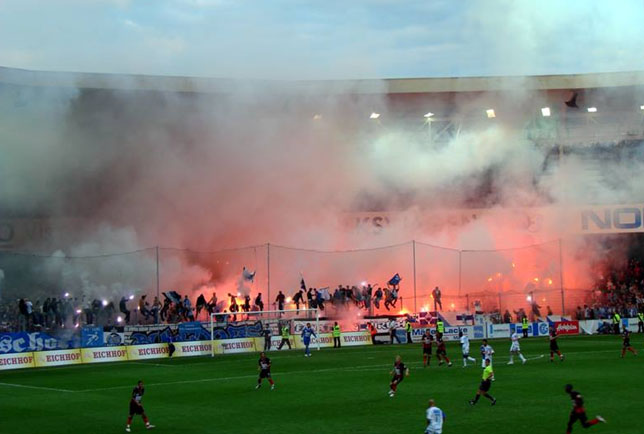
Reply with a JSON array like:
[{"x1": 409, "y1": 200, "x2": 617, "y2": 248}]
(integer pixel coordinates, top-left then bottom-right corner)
[
  {"x1": 4, "y1": 259, "x2": 644, "y2": 333},
  {"x1": 571, "y1": 258, "x2": 644, "y2": 321},
  {"x1": 0, "y1": 282, "x2": 406, "y2": 332}
]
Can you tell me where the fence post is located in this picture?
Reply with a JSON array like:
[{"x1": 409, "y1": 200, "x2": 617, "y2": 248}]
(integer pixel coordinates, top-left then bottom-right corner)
[
  {"x1": 458, "y1": 250, "x2": 462, "y2": 297},
  {"x1": 559, "y1": 238, "x2": 565, "y2": 315},
  {"x1": 267, "y1": 243, "x2": 271, "y2": 308},
  {"x1": 155, "y1": 246, "x2": 160, "y2": 299},
  {"x1": 412, "y1": 240, "x2": 417, "y2": 313}
]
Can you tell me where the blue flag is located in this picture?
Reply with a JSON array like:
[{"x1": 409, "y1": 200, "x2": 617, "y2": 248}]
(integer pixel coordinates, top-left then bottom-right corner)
[{"x1": 388, "y1": 273, "x2": 401, "y2": 286}]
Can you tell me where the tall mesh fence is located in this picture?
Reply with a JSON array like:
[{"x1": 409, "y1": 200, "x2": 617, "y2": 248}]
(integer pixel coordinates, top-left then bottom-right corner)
[
  {"x1": 0, "y1": 248, "x2": 157, "y2": 301},
  {"x1": 0, "y1": 249, "x2": 157, "y2": 329},
  {"x1": 0, "y1": 240, "x2": 599, "y2": 323},
  {"x1": 414, "y1": 242, "x2": 460, "y2": 312},
  {"x1": 460, "y1": 240, "x2": 564, "y2": 316},
  {"x1": 268, "y1": 242, "x2": 414, "y2": 315},
  {"x1": 158, "y1": 245, "x2": 268, "y2": 321}
]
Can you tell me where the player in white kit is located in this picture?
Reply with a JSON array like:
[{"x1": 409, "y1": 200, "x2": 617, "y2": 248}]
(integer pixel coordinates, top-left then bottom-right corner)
[
  {"x1": 508, "y1": 331, "x2": 527, "y2": 364},
  {"x1": 480, "y1": 339, "x2": 494, "y2": 368},
  {"x1": 458, "y1": 330, "x2": 476, "y2": 367},
  {"x1": 425, "y1": 399, "x2": 445, "y2": 434}
]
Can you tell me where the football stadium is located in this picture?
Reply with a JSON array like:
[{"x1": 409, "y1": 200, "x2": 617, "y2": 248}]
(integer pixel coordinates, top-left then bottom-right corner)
[{"x1": 2, "y1": 3, "x2": 644, "y2": 433}]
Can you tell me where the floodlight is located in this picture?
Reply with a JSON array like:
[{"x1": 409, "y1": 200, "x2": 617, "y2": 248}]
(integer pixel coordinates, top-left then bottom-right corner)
[
  {"x1": 369, "y1": 112, "x2": 380, "y2": 119},
  {"x1": 423, "y1": 112, "x2": 434, "y2": 118},
  {"x1": 587, "y1": 107, "x2": 597, "y2": 113},
  {"x1": 541, "y1": 107, "x2": 551, "y2": 117},
  {"x1": 486, "y1": 109, "x2": 496, "y2": 118}
]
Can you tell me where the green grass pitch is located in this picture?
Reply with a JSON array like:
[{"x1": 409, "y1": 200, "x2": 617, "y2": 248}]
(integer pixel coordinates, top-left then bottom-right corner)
[{"x1": 0, "y1": 335, "x2": 641, "y2": 433}]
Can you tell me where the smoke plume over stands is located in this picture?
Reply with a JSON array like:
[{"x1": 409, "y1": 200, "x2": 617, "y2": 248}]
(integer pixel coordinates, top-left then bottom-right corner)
[{"x1": 1, "y1": 76, "x2": 644, "y2": 310}]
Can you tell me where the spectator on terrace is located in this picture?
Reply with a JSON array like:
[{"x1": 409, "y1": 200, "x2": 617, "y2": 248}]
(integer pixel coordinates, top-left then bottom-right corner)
[
  {"x1": 182, "y1": 295, "x2": 192, "y2": 318},
  {"x1": 104, "y1": 301, "x2": 116, "y2": 325},
  {"x1": 432, "y1": 287, "x2": 443, "y2": 311},
  {"x1": 208, "y1": 292, "x2": 218, "y2": 313},
  {"x1": 185, "y1": 299, "x2": 195, "y2": 322},
  {"x1": 374, "y1": 287, "x2": 383, "y2": 309},
  {"x1": 119, "y1": 296, "x2": 131, "y2": 324},
  {"x1": 152, "y1": 296, "x2": 162, "y2": 324},
  {"x1": 83, "y1": 299, "x2": 94, "y2": 325},
  {"x1": 503, "y1": 310, "x2": 512, "y2": 324},
  {"x1": 91, "y1": 299, "x2": 102, "y2": 324},
  {"x1": 160, "y1": 296, "x2": 171, "y2": 322},
  {"x1": 306, "y1": 288, "x2": 315, "y2": 308},
  {"x1": 530, "y1": 299, "x2": 541, "y2": 320},
  {"x1": 575, "y1": 306, "x2": 583, "y2": 320},
  {"x1": 18, "y1": 298, "x2": 27, "y2": 331},
  {"x1": 229, "y1": 295, "x2": 239, "y2": 321},
  {"x1": 139, "y1": 295, "x2": 151, "y2": 322},
  {"x1": 275, "y1": 291, "x2": 286, "y2": 311},
  {"x1": 196, "y1": 294, "x2": 207, "y2": 318},
  {"x1": 293, "y1": 290, "x2": 304, "y2": 313},
  {"x1": 316, "y1": 289, "x2": 325, "y2": 310},
  {"x1": 364, "y1": 285, "x2": 373, "y2": 310},
  {"x1": 254, "y1": 292, "x2": 264, "y2": 311},
  {"x1": 242, "y1": 295, "x2": 251, "y2": 313},
  {"x1": 384, "y1": 288, "x2": 393, "y2": 311},
  {"x1": 33, "y1": 300, "x2": 43, "y2": 327},
  {"x1": 43, "y1": 298, "x2": 51, "y2": 327}
]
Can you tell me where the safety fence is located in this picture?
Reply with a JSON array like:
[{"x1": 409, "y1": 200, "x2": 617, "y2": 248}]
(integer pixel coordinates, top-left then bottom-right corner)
[{"x1": 0, "y1": 239, "x2": 599, "y2": 318}]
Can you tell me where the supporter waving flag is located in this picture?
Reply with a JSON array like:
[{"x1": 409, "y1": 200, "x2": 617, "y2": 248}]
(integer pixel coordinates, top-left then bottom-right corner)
[{"x1": 164, "y1": 291, "x2": 182, "y2": 304}]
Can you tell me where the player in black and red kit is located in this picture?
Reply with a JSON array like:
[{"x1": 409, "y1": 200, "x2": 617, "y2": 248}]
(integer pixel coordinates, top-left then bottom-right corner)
[
  {"x1": 126, "y1": 380, "x2": 155, "y2": 432},
  {"x1": 422, "y1": 330, "x2": 434, "y2": 367},
  {"x1": 564, "y1": 384, "x2": 605, "y2": 433},
  {"x1": 549, "y1": 327, "x2": 565, "y2": 362},
  {"x1": 256, "y1": 352, "x2": 275, "y2": 390},
  {"x1": 388, "y1": 355, "x2": 409, "y2": 397},
  {"x1": 621, "y1": 330, "x2": 638, "y2": 358},
  {"x1": 436, "y1": 335, "x2": 453, "y2": 367}
]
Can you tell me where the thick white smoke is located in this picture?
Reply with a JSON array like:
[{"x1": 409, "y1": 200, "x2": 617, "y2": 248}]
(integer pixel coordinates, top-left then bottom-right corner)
[{"x1": 1, "y1": 1, "x2": 644, "y2": 310}]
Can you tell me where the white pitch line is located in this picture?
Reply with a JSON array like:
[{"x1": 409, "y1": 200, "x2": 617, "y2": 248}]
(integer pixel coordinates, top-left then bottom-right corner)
[
  {"x1": 2, "y1": 345, "x2": 627, "y2": 393},
  {"x1": 76, "y1": 362, "x2": 395, "y2": 393},
  {"x1": 0, "y1": 382, "x2": 74, "y2": 393},
  {"x1": 128, "y1": 362, "x2": 179, "y2": 368}
]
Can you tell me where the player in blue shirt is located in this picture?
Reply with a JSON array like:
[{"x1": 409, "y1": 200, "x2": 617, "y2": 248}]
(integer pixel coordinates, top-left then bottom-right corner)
[{"x1": 301, "y1": 322, "x2": 317, "y2": 357}]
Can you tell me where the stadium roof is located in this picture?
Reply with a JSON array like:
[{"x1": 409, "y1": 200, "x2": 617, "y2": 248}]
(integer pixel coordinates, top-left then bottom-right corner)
[{"x1": 2, "y1": 65, "x2": 644, "y2": 94}]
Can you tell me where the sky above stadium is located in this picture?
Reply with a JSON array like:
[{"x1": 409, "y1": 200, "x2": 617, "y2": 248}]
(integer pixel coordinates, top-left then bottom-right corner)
[{"x1": 1, "y1": 0, "x2": 643, "y2": 80}]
